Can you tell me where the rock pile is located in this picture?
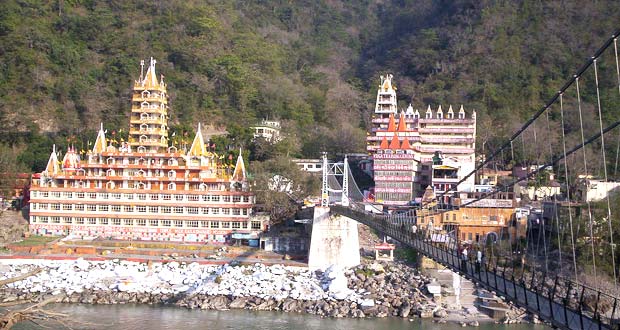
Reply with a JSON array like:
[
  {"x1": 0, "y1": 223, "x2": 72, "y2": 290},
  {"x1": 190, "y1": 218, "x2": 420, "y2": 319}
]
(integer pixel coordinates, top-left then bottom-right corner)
[{"x1": 0, "y1": 259, "x2": 444, "y2": 319}]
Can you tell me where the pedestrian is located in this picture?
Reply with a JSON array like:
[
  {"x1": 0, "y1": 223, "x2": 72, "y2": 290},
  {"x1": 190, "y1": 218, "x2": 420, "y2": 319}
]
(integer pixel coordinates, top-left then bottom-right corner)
[
  {"x1": 461, "y1": 246, "x2": 468, "y2": 272},
  {"x1": 475, "y1": 248, "x2": 482, "y2": 274},
  {"x1": 412, "y1": 224, "x2": 418, "y2": 237}
]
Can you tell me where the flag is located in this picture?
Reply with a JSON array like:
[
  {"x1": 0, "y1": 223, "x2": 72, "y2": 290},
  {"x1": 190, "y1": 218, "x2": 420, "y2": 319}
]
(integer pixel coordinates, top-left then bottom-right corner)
[
  {"x1": 172, "y1": 132, "x2": 176, "y2": 137},
  {"x1": 228, "y1": 154, "x2": 233, "y2": 161}
]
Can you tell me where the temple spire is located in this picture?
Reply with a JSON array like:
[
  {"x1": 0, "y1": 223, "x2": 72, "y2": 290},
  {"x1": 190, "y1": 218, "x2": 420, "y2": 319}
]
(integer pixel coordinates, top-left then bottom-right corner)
[
  {"x1": 187, "y1": 123, "x2": 206, "y2": 157},
  {"x1": 92, "y1": 123, "x2": 107, "y2": 154},
  {"x1": 380, "y1": 136, "x2": 389, "y2": 149},
  {"x1": 141, "y1": 57, "x2": 159, "y2": 88},
  {"x1": 231, "y1": 149, "x2": 246, "y2": 182},
  {"x1": 45, "y1": 145, "x2": 60, "y2": 175},
  {"x1": 389, "y1": 134, "x2": 401, "y2": 150},
  {"x1": 397, "y1": 112, "x2": 407, "y2": 132},
  {"x1": 387, "y1": 113, "x2": 396, "y2": 132}
]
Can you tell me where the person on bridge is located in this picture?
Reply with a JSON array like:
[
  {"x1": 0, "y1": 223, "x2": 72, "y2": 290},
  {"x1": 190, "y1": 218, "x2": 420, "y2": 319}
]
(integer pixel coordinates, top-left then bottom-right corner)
[
  {"x1": 411, "y1": 224, "x2": 418, "y2": 237},
  {"x1": 475, "y1": 248, "x2": 482, "y2": 274},
  {"x1": 461, "y1": 246, "x2": 468, "y2": 272}
]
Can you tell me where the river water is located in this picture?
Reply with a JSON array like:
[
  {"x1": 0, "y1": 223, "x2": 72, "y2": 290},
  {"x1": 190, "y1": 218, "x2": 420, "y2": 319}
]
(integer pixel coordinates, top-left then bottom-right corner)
[{"x1": 12, "y1": 304, "x2": 551, "y2": 330}]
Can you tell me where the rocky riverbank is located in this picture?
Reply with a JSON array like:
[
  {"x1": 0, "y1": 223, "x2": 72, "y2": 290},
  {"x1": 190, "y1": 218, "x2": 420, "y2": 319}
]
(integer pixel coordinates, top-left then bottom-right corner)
[{"x1": 0, "y1": 258, "x2": 529, "y2": 324}]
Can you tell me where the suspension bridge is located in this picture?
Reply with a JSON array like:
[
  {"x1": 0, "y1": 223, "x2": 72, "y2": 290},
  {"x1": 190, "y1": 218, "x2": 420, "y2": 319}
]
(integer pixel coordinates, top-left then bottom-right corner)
[{"x1": 307, "y1": 28, "x2": 620, "y2": 330}]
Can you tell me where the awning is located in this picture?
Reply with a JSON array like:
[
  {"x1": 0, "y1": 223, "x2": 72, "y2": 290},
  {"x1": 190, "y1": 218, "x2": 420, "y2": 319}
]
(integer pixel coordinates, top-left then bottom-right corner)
[{"x1": 231, "y1": 233, "x2": 259, "y2": 240}]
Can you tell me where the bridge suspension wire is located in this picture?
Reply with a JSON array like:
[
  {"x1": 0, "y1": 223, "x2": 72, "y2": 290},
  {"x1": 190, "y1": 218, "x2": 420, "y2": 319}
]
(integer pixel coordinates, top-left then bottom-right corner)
[
  {"x1": 594, "y1": 57, "x2": 619, "y2": 289},
  {"x1": 443, "y1": 28, "x2": 620, "y2": 198},
  {"x1": 576, "y1": 77, "x2": 598, "y2": 287},
  {"x1": 558, "y1": 93, "x2": 579, "y2": 282},
  {"x1": 614, "y1": 37, "x2": 620, "y2": 177},
  {"x1": 346, "y1": 162, "x2": 365, "y2": 202}
]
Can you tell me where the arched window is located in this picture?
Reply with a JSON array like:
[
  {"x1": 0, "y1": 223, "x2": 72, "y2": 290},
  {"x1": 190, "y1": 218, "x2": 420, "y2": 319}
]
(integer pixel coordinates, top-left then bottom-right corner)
[
  {"x1": 413, "y1": 113, "x2": 420, "y2": 119},
  {"x1": 161, "y1": 136, "x2": 167, "y2": 144},
  {"x1": 458, "y1": 112, "x2": 465, "y2": 119},
  {"x1": 168, "y1": 146, "x2": 177, "y2": 153},
  {"x1": 140, "y1": 123, "x2": 148, "y2": 131},
  {"x1": 447, "y1": 112, "x2": 454, "y2": 119},
  {"x1": 137, "y1": 146, "x2": 147, "y2": 153},
  {"x1": 437, "y1": 112, "x2": 443, "y2": 119},
  {"x1": 136, "y1": 182, "x2": 146, "y2": 189},
  {"x1": 141, "y1": 101, "x2": 149, "y2": 109},
  {"x1": 485, "y1": 232, "x2": 498, "y2": 243},
  {"x1": 426, "y1": 112, "x2": 432, "y2": 119},
  {"x1": 141, "y1": 90, "x2": 151, "y2": 98},
  {"x1": 168, "y1": 170, "x2": 176, "y2": 178},
  {"x1": 139, "y1": 135, "x2": 148, "y2": 143},
  {"x1": 106, "y1": 157, "x2": 115, "y2": 165},
  {"x1": 106, "y1": 181, "x2": 116, "y2": 189},
  {"x1": 136, "y1": 170, "x2": 145, "y2": 177},
  {"x1": 199, "y1": 183, "x2": 208, "y2": 191},
  {"x1": 168, "y1": 182, "x2": 176, "y2": 190},
  {"x1": 106, "y1": 169, "x2": 115, "y2": 176},
  {"x1": 140, "y1": 112, "x2": 149, "y2": 120},
  {"x1": 168, "y1": 158, "x2": 178, "y2": 166}
]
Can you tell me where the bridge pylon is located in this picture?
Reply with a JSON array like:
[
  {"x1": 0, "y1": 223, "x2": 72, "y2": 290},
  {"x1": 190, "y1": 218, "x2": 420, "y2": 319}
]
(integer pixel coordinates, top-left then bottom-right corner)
[{"x1": 308, "y1": 206, "x2": 361, "y2": 271}]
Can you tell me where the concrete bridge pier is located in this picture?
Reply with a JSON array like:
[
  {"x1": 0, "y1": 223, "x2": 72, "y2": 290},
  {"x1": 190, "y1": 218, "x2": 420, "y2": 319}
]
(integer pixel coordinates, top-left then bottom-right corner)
[{"x1": 308, "y1": 207, "x2": 361, "y2": 271}]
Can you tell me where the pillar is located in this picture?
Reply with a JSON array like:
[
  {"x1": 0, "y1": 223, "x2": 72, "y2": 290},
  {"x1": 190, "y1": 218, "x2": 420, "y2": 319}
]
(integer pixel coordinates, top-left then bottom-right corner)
[{"x1": 308, "y1": 206, "x2": 361, "y2": 271}]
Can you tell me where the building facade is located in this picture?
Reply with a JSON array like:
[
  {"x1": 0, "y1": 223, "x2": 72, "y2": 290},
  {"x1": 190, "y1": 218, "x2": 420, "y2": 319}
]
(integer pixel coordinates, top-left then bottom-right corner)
[
  {"x1": 367, "y1": 74, "x2": 477, "y2": 205},
  {"x1": 417, "y1": 192, "x2": 526, "y2": 244},
  {"x1": 252, "y1": 119, "x2": 281, "y2": 143},
  {"x1": 29, "y1": 58, "x2": 265, "y2": 243}
]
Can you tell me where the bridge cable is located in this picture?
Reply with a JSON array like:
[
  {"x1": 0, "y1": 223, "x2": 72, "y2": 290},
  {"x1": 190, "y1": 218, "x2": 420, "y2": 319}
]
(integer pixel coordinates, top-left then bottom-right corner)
[
  {"x1": 531, "y1": 124, "x2": 542, "y2": 267},
  {"x1": 543, "y1": 110, "x2": 556, "y2": 273},
  {"x1": 614, "y1": 37, "x2": 620, "y2": 178},
  {"x1": 559, "y1": 93, "x2": 580, "y2": 282},
  {"x1": 441, "y1": 28, "x2": 620, "y2": 199},
  {"x1": 593, "y1": 58, "x2": 619, "y2": 289},
  {"x1": 576, "y1": 76, "x2": 598, "y2": 287}
]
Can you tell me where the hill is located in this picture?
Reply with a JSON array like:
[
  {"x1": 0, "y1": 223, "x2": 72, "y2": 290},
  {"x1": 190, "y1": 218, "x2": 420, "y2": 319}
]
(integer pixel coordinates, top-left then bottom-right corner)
[{"x1": 1, "y1": 0, "x2": 620, "y2": 172}]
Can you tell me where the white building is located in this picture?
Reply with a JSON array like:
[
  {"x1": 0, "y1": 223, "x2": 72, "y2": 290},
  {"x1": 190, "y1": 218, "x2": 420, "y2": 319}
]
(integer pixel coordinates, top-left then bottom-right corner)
[
  {"x1": 252, "y1": 119, "x2": 282, "y2": 143},
  {"x1": 292, "y1": 159, "x2": 323, "y2": 173},
  {"x1": 577, "y1": 177, "x2": 620, "y2": 202}
]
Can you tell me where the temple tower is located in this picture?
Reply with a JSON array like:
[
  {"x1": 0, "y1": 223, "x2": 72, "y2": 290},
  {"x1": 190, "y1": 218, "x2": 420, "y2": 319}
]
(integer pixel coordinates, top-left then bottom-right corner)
[{"x1": 129, "y1": 58, "x2": 169, "y2": 153}]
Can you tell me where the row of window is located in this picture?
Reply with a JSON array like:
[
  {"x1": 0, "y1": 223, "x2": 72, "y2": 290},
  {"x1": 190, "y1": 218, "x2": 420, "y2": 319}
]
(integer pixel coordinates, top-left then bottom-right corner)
[
  {"x1": 32, "y1": 203, "x2": 251, "y2": 216},
  {"x1": 32, "y1": 216, "x2": 263, "y2": 230},
  {"x1": 419, "y1": 213, "x2": 502, "y2": 222},
  {"x1": 32, "y1": 191, "x2": 251, "y2": 203}
]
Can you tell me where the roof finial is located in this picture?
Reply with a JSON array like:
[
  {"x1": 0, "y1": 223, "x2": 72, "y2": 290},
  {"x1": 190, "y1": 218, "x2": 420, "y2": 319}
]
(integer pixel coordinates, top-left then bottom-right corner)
[{"x1": 140, "y1": 60, "x2": 145, "y2": 82}]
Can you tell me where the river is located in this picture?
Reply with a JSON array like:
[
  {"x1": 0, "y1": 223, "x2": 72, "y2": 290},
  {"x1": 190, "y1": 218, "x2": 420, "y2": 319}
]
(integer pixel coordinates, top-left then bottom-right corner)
[{"x1": 12, "y1": 304, "x2": 551, "y2": 330}]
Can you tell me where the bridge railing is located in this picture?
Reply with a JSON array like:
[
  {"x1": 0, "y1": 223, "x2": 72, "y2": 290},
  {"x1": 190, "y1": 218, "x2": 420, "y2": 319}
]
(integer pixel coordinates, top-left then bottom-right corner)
[{"x1": 331, "y1": 205, "x2": 619, "y2": 330}]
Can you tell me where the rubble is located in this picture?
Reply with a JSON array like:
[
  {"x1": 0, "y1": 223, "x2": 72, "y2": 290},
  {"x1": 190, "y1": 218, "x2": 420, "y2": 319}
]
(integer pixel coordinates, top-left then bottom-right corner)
[{"x1": 0, "y1": 258, "x2": 526, "y2": 323}]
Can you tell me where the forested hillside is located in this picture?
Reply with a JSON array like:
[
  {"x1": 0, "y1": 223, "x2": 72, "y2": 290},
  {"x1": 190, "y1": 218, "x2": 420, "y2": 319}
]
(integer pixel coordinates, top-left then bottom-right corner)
[{"x1": 1, "y1": 0, "x2": 620, "y2": 173}]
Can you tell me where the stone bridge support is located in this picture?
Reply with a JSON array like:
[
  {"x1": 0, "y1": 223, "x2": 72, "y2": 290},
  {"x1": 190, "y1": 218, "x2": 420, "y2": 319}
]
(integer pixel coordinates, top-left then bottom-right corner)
[{"x1": 308, "y1": 207, "x2": 361, "y2": 271}]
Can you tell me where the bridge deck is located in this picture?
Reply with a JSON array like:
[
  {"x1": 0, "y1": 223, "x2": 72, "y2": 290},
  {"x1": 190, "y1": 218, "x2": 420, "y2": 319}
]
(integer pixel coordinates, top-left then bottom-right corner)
[{"x1": 331, "y1": 205, "x2": 619, "y2": 330}]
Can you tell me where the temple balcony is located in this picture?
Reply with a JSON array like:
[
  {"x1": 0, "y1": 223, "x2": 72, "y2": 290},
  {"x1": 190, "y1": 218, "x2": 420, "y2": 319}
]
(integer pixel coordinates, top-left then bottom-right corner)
[
  {"x1": 132, "y1": 95, "x2": 167, "y2": 102},
  {"x1": 129, "y1": 128, "x2": 167, "y2": 135},
  {"x1": 131, "y1": 107, "x2": 167, "y2": 114},
  {"x1": 130, "y1": 118, "x2": 166, "y2": 125}
]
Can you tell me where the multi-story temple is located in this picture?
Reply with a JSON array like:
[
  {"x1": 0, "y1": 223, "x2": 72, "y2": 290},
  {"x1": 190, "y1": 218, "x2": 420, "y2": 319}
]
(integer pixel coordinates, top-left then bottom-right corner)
[
  {"x1": 28, "y1": 58, "x2": 265, "y2": 243},
  {"x1": 368, "y1": 74, "x2": 477, "y2": 205}
]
